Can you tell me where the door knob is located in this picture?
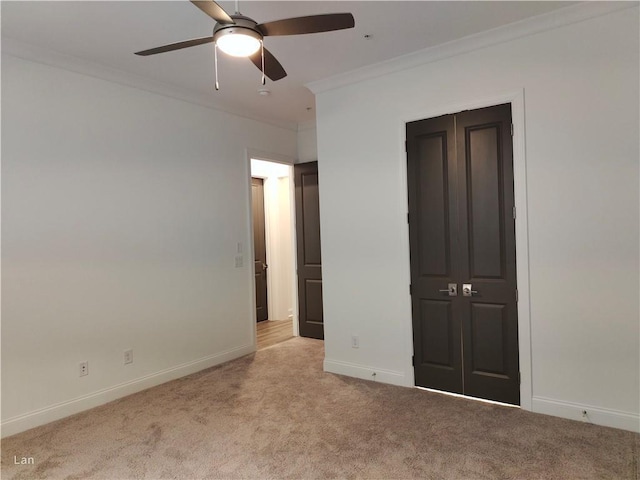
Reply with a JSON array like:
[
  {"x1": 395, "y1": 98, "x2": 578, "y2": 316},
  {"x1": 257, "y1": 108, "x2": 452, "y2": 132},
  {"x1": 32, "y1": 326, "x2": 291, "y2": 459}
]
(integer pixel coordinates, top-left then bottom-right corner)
[
  {"x1": 262, "y1": 263, "x2": 268, "y2": 270},
  {"x1": 439, "y1": 283, "x2": 458, "y2": 296},
  {"x1": 462, "y1": 284, "x2": 478, "y2": 297}
]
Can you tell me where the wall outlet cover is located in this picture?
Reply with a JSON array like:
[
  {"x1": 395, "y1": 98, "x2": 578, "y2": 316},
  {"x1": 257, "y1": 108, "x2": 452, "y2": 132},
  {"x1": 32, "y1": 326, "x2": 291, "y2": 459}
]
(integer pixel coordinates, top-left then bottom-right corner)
[{"x1": 124, "y1": 349, "x2": 133, "y2": 365}]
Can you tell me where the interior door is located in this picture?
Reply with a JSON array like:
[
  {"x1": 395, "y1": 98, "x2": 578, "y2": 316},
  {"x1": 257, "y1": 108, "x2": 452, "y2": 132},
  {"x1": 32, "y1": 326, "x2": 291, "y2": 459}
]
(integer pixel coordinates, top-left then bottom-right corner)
[
  {"x1": 407, "y1": 104, "x2": 519, "y2": 405},
  {"x1": 294, "y1": 162, "x2": 324, "y2": 339},
  {"x1": 407, "y1": 114, "x2": 463, "y2": 395},
  {"x1": 252, "y1": 177, "x2": 268, "y2": 322}
]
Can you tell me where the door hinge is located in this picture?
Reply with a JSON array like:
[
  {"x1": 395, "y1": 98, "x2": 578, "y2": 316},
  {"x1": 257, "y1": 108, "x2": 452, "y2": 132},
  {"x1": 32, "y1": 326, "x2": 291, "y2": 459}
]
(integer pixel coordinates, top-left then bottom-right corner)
[
  {"x1": 407, "y1": 212, "x2": 410, "y2": 224},
  {"x1": 412, "y1": 355, "x2": 415, "y2": 366},
  {"x1": 511, "y1": 123, "x2": 514, "y2": 136},
  {"x1": 515, "y1": 289, "x2": 518, "y2": 302},
  {"x1": 409, "y1": 284, "x2": 413, "y2": 295},
  {"x1": 513, "y1": 206, "x2": 516, "y2": 220}
]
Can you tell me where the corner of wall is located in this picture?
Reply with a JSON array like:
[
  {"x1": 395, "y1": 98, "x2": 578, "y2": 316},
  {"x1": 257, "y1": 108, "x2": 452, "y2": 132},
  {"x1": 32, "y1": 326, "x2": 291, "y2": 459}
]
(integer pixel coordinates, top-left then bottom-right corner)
[
  {"x1": 323, "y1": 358, "x2": 410, "y2": 388},
  {"x1": 1, "y1": 344, "x2": 255, "y2": 438},
  {"x1": 296, "y1": 121, "x2": 318, "y2": 163}
]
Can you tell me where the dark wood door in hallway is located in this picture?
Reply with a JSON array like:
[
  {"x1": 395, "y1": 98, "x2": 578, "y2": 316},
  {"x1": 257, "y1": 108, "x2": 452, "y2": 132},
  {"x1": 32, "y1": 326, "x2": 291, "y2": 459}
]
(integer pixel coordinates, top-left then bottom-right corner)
[
  {"x1": 252, "y1": 177, "x2": 269, "y2": 322},
  {"x1": 294, "y1": 162, "x2": 324, "y2": 340}
]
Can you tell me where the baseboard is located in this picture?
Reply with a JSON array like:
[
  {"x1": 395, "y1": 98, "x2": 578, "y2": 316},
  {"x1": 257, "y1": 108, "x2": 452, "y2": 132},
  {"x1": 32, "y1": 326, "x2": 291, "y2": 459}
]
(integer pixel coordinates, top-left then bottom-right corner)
[
  {"x1": 532, "y1": 396, "x2": 639, "y2": 433},
  {"x1": 323, "y1": 358, "x2": 408, "y2": 387},
  {"x1": 1, "y1": 344, "x2": 255, "y2": 438}
]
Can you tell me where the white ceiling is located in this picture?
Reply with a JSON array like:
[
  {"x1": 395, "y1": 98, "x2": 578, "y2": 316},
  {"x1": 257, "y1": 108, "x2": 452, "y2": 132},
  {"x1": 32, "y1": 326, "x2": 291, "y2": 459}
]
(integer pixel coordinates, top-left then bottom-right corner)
[{"x1": 1, "y1": 1, "x2": 576, "y2": 127}]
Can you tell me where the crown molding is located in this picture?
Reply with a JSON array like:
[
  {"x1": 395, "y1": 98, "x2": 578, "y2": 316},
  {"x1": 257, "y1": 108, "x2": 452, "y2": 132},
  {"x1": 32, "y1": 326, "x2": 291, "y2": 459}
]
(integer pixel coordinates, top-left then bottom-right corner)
[
  {"x1": 1, "y1": 37, "x2": 298, "y2": 132},
  {"x1": 307, "y1": 2, "x2": 637, "y2": 94}
]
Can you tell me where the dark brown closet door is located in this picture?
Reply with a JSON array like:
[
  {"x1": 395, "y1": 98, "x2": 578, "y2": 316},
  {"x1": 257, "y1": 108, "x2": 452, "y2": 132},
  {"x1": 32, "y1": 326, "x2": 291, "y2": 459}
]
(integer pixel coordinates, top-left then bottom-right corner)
[
  {"x1": 407, "y1": 114, "x2": 463, "y2": 394},
  {"x1": 407, "y1": 104, "x2": 519, "y2": 405}
]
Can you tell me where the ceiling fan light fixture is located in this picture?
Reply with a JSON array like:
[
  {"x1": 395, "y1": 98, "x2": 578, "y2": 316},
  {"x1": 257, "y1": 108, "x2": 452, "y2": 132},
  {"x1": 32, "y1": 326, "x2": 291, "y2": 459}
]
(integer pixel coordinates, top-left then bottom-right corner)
[
  {"x1": 215, "y1": 28, "x2": 262, "y2": 57},
  {"x1": 137, "y1": 2, "x2": 355, "y2": 84}
]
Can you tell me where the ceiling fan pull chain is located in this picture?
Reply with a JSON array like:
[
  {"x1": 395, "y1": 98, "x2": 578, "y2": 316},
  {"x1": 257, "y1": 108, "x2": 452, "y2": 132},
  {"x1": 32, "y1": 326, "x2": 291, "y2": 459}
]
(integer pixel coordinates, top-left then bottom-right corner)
[
  {"x1": 261, "y1": 41, "x2": 266, "y2": 86},
  {"x1": 214, "y1": 43, "x2": 220, "y2": 91}
]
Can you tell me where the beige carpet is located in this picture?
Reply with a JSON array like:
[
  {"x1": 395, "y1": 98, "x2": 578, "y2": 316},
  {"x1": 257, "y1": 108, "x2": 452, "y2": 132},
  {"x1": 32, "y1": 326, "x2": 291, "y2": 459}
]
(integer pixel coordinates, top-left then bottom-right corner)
[{"x1": 1, "y1": 337, "x2": 638, "y2": 479}]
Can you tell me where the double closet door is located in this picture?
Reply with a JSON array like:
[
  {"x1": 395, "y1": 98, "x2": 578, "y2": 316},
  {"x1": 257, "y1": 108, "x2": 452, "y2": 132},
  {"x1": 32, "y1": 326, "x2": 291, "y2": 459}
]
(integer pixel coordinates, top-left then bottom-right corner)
[{"x1": 407, "y1": 104, "x2": 519, "y2": 405}]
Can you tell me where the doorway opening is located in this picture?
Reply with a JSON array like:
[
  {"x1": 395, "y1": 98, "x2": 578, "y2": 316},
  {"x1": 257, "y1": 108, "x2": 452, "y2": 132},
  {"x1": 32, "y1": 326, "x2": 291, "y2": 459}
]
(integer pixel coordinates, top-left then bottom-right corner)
[{"x1": 250, "y1": 158, "x2": 297, "y2": 349}]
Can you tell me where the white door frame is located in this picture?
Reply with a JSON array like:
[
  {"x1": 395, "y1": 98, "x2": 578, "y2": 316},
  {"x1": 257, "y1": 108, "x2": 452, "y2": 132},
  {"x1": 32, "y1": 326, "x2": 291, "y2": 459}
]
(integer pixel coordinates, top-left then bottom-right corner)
[
  {"x1": 246, "y1": 149, "x2": 299, "y2": 344},
  {"x1": 400, "y1": 89, "x2": 532, "y2": 411}
]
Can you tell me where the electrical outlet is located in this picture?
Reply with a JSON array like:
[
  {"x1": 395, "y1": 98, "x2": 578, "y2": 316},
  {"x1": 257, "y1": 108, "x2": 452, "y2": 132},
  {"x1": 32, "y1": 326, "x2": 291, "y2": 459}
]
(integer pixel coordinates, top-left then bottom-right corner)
[
  {"x1": 124, "y1": 349, "x2": 133, "y2": 365},
  {"x1": 351, "y1": 335, "x2": 359, "y2": 348},
  {"x1": 79, "y1": 361, "x2": 88, "y2": 377}
]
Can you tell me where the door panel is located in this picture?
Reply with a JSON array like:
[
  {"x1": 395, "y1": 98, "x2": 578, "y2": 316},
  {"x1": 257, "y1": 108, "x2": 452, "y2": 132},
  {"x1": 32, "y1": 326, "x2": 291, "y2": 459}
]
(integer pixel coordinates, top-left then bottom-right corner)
[
  {"x1": 407, "y1": 115, "x2": 462, "y2": 393},
  {"x1": 416, "y1": 132, "x2": 451, "y2": 277},
  {"x1": 456, "y1": 105, "x2": 519, "y2": 405},
  {"x1": 304, "y1": 279, "x2": 324, "y2": 324},
  {"x1": 408, "y1": 103, "x2": 519, "y2": 405},
  {"x1": 252, "y1": 178, "x2": 268, "y2": 322},
  {"x1": 420, "y1": 300, "x2": 454, "y2": 368},
  {"x1": 295, "y1": 162, "x2": 324, "y2": 340},
  {"x1": 418, "y1": 299, "x2": 461, "y2": 393},
  {"x1": 469, "y1": 303, "x2": 508, "y2": 375},
  {"x1": 467, "y1": 126, "x2": 503, "y2": 278},
  {"x1": 301, "y1": 172, "x2": 322, "y2": 266}
]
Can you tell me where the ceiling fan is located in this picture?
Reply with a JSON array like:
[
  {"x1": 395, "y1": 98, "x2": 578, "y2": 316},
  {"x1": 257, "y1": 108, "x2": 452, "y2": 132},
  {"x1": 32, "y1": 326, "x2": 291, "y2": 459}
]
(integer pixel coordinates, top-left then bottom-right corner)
[{"x1": 135, "y1": 0, "x2": 355, "y2": 89}]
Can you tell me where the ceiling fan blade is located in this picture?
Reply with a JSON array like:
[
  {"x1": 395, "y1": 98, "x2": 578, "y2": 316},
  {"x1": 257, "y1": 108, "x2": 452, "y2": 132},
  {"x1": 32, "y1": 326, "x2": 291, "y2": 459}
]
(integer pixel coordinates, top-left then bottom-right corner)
[
  {"x1": 249, "y1": 47, "x2": 287, "y2": 81},
  {"x1": 190, "y1": 0, "x2": 234, "y2": 25},
  {"x1": 135, "y1": 36, "x2": 214, "y2": 56},
  {"x1": 257, "y1": 13, "x2": 354, "y2": 36}
]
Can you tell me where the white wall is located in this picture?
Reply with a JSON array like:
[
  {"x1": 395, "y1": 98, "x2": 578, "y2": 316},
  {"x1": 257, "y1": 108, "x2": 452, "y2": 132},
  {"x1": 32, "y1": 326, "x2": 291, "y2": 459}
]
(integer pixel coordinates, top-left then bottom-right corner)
[
  {"x1": 250, "y1": 159, "x2": 295, "y2": 322},
  {"x1": 1, "y1": 53, "x2": 297, "y2": 435},
  {"x1": 296, "y1": 123, "x2": 318, "y2": 163},
  {"x1": 312, "y1": 6, "x2": 639, "y2": 431}
]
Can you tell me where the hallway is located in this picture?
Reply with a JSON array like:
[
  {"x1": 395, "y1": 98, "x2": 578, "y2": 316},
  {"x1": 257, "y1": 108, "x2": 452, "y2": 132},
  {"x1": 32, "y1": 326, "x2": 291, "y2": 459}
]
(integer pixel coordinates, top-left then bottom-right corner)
[{"x1": 256, "y1": 319, "x2": 294, "y2": 350}]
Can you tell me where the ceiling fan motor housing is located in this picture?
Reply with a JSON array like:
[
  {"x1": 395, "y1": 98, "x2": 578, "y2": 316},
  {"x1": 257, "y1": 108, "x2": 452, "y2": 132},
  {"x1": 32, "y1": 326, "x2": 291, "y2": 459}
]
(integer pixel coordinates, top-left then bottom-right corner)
[{"x1": 213, "y1": 14, "x2": 263, "y2": 44}]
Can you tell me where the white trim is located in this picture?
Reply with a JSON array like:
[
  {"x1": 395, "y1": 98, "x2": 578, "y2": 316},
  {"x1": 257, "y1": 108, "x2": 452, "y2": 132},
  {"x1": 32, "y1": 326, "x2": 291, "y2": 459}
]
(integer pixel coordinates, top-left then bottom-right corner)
[
  {"x1": 246, "y1": 148, "x2": 296, "y2": 167},
  {"x1": 324, "y1": 359, "x2": 407, "y2": 387},
  {"x1": 0, "y1": 344, "x2": 254, "y2": 438},
  {"x1": 400, "y1": 89, "x2": 533, "y2": 411},
  {"x1": 532, "y1": 397, "x2": 640, "y2": 433},
  {"x1": 307, "y1": 2, "x2": 636, "y2": 95},
  {"x1": 244, "y1": 155, "x2": 259, "y2": 349},
  {"x1": 2, "y1": 38, "x2": 298, "y2": 132},
  {"x1": 289, "y1": 169, "x2": 300, "y2": 337}
]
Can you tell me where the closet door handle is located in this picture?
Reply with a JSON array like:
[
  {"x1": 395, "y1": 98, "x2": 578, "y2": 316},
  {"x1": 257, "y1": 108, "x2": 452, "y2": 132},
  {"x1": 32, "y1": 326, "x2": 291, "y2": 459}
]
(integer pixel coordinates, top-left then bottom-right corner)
[
  {"x1": 462, "y1": 284, "x2": 478, "y2": 297},
  {"x1": 439, "y1": 283, "x2": 458, "y2": 296}
]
